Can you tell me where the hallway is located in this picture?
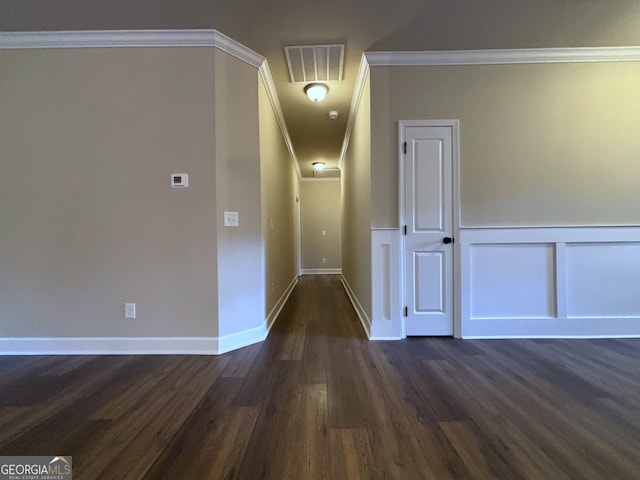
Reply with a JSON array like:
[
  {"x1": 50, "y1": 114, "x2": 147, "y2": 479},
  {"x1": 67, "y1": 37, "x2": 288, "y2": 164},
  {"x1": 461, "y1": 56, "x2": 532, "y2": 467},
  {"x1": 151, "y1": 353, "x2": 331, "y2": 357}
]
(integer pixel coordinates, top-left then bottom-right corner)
[{"x1": 0, "y1": 275, "x2": 639, "y2": 479}]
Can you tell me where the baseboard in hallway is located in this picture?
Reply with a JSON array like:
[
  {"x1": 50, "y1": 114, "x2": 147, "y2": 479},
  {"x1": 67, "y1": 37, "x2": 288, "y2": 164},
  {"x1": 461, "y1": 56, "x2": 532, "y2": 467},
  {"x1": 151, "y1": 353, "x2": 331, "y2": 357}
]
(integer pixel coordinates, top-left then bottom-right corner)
[{"x1": 300, "y1": 268, "x2": 342, "y2": 275}]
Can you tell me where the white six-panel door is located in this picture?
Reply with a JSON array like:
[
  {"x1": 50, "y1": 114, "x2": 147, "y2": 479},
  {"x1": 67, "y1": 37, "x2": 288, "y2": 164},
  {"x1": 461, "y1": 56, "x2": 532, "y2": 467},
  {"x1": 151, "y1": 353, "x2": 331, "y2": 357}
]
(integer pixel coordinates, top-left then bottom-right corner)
[{"x1": 403, "y1": 124, "x2": 455, "y2": 336}]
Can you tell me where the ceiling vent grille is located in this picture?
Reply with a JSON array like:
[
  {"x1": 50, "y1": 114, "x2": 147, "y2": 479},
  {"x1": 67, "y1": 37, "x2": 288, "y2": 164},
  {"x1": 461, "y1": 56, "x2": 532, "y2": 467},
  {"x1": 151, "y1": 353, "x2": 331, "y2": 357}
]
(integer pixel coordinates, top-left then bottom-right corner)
[{"x1": 284, "y1": 44, "x2": 344, "y2": 83}]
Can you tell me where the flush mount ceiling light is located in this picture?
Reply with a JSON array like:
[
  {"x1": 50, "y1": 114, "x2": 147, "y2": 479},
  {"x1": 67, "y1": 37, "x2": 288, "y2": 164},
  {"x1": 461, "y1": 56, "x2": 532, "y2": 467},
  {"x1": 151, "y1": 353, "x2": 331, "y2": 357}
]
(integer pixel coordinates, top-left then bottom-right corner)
[
  {"x1": 312, "y1": 162, "x2": 326, "y2": 171},
  {"x1": 304, "y1": 83, "x2": 329, "y2": 102}
]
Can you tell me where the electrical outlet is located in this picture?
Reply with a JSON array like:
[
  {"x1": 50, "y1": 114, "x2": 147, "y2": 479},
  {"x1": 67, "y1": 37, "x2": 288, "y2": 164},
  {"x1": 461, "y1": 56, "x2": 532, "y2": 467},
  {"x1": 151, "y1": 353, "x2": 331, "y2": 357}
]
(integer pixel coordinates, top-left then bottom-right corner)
[
  {"x1": 322, "y1": 257, "x2": 327, "y2": 264},
  {"x1": 125, "y1": 303, "x2": 136, "y2": 319}
]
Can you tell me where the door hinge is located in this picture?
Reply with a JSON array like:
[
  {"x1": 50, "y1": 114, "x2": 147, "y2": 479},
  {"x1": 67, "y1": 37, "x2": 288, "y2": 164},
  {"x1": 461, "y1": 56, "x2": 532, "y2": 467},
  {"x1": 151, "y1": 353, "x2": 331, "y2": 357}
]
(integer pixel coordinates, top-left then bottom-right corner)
[
  {"x1": 403, "y1": 306, "x2": 408, "y2": 317},
  {"x1": 403, "y1": 225, "x2": 407, "y2": 235},
  {"x1": 403, "y1": 142, "x2": 407, "y2": 154}
]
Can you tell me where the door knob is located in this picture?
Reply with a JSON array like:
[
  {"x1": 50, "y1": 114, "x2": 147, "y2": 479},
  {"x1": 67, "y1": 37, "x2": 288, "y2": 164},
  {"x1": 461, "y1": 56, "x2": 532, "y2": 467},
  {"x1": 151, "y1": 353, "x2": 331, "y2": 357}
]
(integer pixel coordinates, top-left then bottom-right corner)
[{"x1": 443, "y1": 237, "x2": 453, "y2": 244}]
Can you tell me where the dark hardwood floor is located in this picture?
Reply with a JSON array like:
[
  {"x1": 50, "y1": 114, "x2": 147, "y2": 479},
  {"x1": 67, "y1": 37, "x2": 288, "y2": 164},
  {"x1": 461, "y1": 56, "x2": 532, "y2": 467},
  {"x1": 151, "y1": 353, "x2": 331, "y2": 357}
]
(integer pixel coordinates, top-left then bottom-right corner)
[{"x1": 1, "y1": 275, "x2": 639, "y2": 479}]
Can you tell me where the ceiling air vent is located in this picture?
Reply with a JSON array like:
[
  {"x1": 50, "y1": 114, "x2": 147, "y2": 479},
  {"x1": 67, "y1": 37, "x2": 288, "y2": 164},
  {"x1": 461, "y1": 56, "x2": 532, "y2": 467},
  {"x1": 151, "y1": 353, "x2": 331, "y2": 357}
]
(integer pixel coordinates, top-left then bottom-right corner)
[{"x1": 284, "y1": 44, "x2": 345, "y2": 83}]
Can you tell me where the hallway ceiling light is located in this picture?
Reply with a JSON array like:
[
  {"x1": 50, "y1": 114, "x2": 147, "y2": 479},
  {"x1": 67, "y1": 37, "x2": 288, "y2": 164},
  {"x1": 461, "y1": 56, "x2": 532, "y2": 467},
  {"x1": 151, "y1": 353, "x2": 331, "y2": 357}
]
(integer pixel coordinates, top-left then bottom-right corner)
[
  {"x1": 304, "y1": 83, "x2": 329, "y2": 102},
  {"x1": 312, "y1": 162, "x2": 325, "y2": 171}
]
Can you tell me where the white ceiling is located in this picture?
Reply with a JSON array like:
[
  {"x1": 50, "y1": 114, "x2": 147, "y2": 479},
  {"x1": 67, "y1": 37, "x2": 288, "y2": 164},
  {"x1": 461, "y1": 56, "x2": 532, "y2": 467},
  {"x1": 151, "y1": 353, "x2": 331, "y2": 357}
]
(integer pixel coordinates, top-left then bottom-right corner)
[{"x1": 2, "y1": 0, "x2": 640, "y2": 176}]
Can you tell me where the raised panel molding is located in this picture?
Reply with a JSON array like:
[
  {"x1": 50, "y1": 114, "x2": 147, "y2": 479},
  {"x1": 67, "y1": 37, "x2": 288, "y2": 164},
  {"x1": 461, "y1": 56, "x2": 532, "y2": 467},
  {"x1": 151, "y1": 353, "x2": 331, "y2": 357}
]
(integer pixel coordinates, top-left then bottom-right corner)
[
  {"x1": 566, "y1": 243, "x2": 640, "y2": 318},
  {"x1": 414, "y1": 252, "x2": 445, "y2": 313},
  {"x1": 470, "y1": 243, "x2": 555, "y2": 320},
  {"x1": 370, "y1": 229, "x2": 403, "y2": 340},
  {"x1": 461, "y1": 227, "x2": 640, "y2": 338}
]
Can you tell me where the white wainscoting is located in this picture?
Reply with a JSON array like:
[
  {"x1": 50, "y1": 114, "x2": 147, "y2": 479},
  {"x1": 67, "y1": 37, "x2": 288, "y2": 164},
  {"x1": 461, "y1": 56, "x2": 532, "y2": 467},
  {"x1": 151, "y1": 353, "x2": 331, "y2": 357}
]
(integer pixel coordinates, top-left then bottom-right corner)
[
  {"x1": 460, "y1": 227, "x2": 640, "y2": 338},
  {"x1": 370, "y1": 229, "x2": 403, "y2": 339}
]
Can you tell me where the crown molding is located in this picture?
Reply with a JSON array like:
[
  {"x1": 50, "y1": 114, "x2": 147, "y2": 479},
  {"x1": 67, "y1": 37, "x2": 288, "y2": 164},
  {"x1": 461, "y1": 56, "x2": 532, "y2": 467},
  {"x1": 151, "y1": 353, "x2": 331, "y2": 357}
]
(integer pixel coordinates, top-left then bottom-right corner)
[
  {"x1": 365, "y1": 46, "x2": 640, "y2": 66},
  {"x1": 211, "y1": 30, "x2": 264, "y2": 68},
  {"x1": 258, "y1": 60, "x2": 302, "y2": 181},
  {"x1": 1, "y1": 29, "x2": 297, "y2": 178},
  {"x1": 338, "y1": 54, "x2": 370, "y2": 170},
  {"x1": 0, "y1": 29, "x2": 264, "y2": 68}
]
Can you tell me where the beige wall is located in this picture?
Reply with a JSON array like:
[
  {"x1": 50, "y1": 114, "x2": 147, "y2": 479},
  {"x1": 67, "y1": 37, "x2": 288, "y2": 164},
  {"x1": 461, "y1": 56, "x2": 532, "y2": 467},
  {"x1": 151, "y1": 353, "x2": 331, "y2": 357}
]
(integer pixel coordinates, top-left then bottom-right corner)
[
  {"x1": 213, "y1": 49, "x2": 265, "y2": 337},
  {"x1": 342, "y1": 72, "x2": 372, "y2": 319},
  {"x1": 0, "y1": 45, "x2": 267, "y2": 342},
  {"x1": 370, "y1": 62, "x2": 640, "y2": 228},
  {"x1": 259, "y1": 78, "x2": 300, "y2": 315},
  {"x1": 300, "y1": 180, "x2": 342, "y2": 270},
  {"x1": 0, "y1": 47, "x2": 219, "y2": 337}
]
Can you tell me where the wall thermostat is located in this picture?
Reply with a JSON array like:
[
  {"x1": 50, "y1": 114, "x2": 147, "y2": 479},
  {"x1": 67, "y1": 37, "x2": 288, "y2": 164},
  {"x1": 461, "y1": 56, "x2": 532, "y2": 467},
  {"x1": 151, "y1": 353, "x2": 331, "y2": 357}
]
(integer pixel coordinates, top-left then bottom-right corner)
[{"x1": 171, "y1": 173, "x2": 188, "y2": 188}]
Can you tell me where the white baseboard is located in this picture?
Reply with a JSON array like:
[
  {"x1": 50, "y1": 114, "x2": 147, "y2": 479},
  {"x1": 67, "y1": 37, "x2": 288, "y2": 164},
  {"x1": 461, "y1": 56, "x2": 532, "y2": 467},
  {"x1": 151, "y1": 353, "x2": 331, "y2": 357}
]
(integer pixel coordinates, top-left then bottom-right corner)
[
  {"x1": 0, "y1": 337, "x2": 220, "y2": 355},
  {"x1": 340, "y1": 276, "x2": 371, "y2": 338},
  {"x1": 0, "y1": 329, "x2": 274, "y2": 355},
  {"x1": 0, "y1": 277, "x2": 302, "y2": 356},
  {"x1": 217, "y1": 323, "x2": 268, "y2": 355},
  {"x1": 463, "y1": 335, "x2": 640, "y2": 339},
  {"x1": 266, "y1": 275, "x2": 298, "y2": 331},
  {"x1": 300, "y1": 268, "x2": 342, "y2": 275},
  {"x1": 0, "y1": 328, "x2": 270, "y2": 356},
  {"x1": 461, "y1": 317, "x2": 640, "y2": 339}
]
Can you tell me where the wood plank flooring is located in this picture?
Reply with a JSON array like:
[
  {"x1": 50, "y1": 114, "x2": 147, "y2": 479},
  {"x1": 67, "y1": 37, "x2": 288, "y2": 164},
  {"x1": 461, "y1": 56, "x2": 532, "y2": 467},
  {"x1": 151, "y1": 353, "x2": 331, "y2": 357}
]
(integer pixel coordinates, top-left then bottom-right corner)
[{"x1": 0, "y1": 274, "x2": 639, "y2": 479}]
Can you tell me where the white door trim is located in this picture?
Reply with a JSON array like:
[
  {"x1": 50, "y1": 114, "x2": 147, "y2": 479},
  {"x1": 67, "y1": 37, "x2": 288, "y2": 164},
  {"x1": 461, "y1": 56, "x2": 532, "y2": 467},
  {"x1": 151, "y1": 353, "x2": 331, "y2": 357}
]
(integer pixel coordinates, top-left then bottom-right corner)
[{"x1": 398, "y1": 120, "x2": 462, "y2": 338}]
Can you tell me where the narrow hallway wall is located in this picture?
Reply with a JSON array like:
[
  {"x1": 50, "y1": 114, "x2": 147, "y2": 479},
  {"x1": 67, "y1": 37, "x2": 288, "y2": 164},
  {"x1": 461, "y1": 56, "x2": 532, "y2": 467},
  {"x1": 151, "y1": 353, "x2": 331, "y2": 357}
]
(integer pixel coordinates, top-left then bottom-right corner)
[{"x1": 300, "y1": 179, "x2": 342, "y2": 273}]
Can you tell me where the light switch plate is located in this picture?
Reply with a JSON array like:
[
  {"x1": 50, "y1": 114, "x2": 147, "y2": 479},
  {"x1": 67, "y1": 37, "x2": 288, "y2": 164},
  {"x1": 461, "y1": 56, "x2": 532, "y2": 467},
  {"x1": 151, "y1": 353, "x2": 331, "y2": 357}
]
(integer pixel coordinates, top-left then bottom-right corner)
[
  {"x1": 125, "y1": 303, "x2": 136, "y2": 319},
  {"x1": 224, "y1": 211, "x2": 239, "y2": 227}
]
